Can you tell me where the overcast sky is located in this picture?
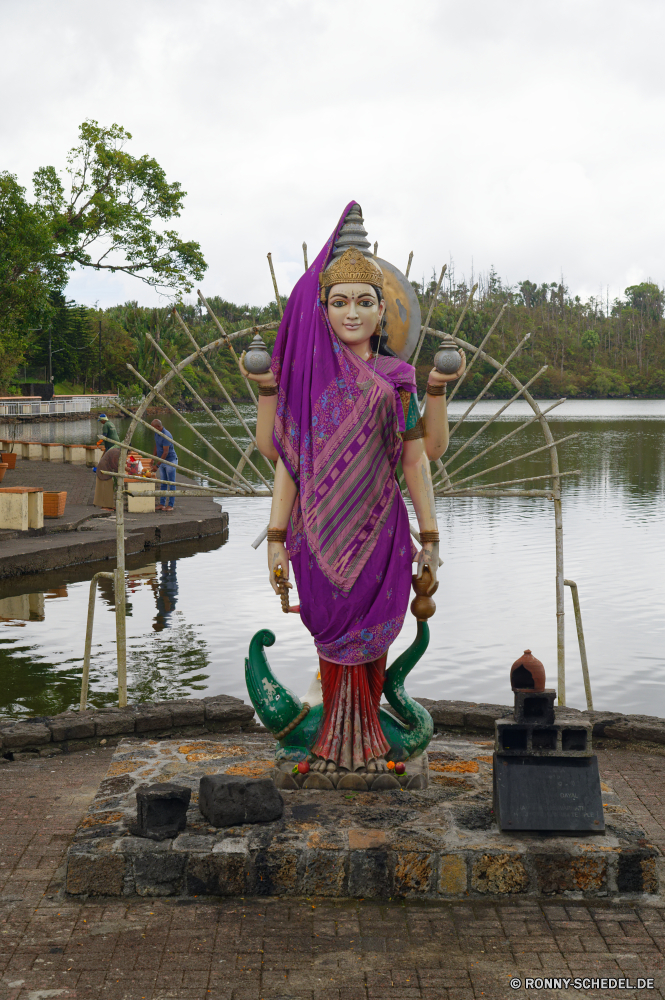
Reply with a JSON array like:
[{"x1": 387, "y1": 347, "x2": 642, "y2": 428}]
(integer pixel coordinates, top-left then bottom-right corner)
[{"x1": 3, "y1": 0, "x2": 664, "y2": 311}]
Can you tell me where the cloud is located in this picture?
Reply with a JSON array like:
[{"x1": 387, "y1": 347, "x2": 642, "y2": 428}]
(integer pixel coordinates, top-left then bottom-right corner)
[{"x1": 3, "y1": 0, "x2": 664, "y2": 309}]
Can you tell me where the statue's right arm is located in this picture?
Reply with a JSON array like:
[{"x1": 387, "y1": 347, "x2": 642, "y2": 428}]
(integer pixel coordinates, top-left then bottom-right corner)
[
  {"x1": 267, "y1": 458, "x2": 297, "y2": 594},
  {"x1": 239, "y1": 352, "x2": 279, "y2": 460}
]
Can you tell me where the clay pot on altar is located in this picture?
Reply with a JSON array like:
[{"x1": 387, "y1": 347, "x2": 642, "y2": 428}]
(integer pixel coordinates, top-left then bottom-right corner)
[
  {"x1": 0, "y1": 463, "x2": 8, "y2": 484},
  {"x1": 0, "y1": 452, "x2": 16, "y2": 470},
  {"x1": 510, "y1": 649, "x2": 546, "y2": 692}
]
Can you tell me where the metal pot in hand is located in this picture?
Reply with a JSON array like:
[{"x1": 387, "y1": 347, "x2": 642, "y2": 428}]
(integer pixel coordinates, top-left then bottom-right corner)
[
  {"x1": 433, "y1": 334, "x2": 462, "y2": 375},
  {"x1": 244, "y1": 333, "x2": 272, "y2": 375}
]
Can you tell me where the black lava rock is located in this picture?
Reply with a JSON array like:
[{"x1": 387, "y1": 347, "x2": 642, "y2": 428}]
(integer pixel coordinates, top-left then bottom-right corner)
[
  {"x1": 199, "y1": 775, "x2": 283, "y2": 827},
  {"x1": 132, "y1": 783, "x2": 191, "y2": 841}
]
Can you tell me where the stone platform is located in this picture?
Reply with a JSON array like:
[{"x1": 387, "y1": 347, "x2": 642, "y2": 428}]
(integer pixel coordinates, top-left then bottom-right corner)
[{"x1": 65, "y1": 732, "x2": 662, "y2": 901}]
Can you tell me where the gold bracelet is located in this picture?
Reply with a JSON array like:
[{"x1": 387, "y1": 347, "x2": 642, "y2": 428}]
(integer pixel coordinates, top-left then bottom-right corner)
[
  {"x1": 426, "y1": 383, "x2": 447, "y2": 396},
  {"x1": 258, "y1": 383, "x2": 278, "y2": 396},
  {"x1": 267, "y1": 528, "x2": 287, "y2": 542},
  {"x1": 419, "y1": 530, "x2": 440, "y2": 544}
]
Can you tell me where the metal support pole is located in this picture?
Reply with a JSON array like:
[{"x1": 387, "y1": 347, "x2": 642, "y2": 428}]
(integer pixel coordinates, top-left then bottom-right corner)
[
  {"x1": 80, "y1": 571, "x2": 114, "y2": 710},
  {"x1": 115, "y1": 445, "x2": 128, "y2": 707},
  {"x1": 98, "y1": 319, "x2": 102, "y2": 394},
  {"x1": 554, "y1": 487, "x2": 565, "y2": 706},
  {"x1": 564, "y1": 579, "x2": 593, "y2": 711}
]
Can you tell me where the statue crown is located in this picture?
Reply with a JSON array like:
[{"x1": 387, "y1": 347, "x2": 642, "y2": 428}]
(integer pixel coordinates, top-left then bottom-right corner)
[{"x1": 319, "y1": 246, "x2": 384, "y2": 297}]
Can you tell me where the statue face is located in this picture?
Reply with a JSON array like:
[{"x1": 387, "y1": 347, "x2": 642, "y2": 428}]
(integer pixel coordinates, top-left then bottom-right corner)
[{"x1": 327, "y1": 282, "x2": 385, "y2": 356}]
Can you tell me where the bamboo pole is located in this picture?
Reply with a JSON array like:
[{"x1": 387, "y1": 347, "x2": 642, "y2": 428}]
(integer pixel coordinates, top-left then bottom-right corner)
[
  {"x1": 433, "y1": 398, "x2": 566, "y2": 489},
  {"x1": 80, "y1": 571, "x2": 114, "y2": 710},
  {"x1": 565, "y1": 579, "x2": 593, "y2": 711},
  {"x1": 115, "y1": 400, "x2": 258, "y2": 494},
  {"x1": 437, "y1": 469, "x2": 579, "y2": 493},
  {"x1": 435, "y1": 488, "x2": 554, "y2": 498},
  {"x1": 100, "y1": 436, "x2": 240, "y2": 494},
  {"x1": 447, "y1": 303, "x2": 509, "y2": 403},
  {"x1": 171, "y1": 313, "x2": 274, "y2": 482},
  {"x1": 303, "y1": 242, "x2": 308, "y2": 270},
  {"x1": 447, "y1": 333, "x2": 531, "y2": 441},
  {"x1": 405, "y1": 251, "x2": 413, "y2": 279},
  {"x1": 441, "y1": 367, "x2": 549, "y2": 471},
  {"x1": 100, "y1": 470, "x2": 230, "y2": 493},
  {"x1": 143, "y1": 334, "x2": 263, "y2": 492},
  {"x1": 163, "y1": 323, "x2": 268, "y2": 463},
  {"x1": 267, "y1": 253, "x2": 283, "y2": 319},
  {"x1": 128, "y1": 363, "x2": 265, "y2": 487},
  {"x1": 446, "y1": 434, "x2": 580, "y2": 490},
  {"x1": 197, "y1": 290, "x2": 258, "y2": 406},
  {"x1": 411, "y1": 265, "x2": 448, "y2": 367},
  {"x1": 115, "y1": 440, "x2": 128, "y2": 708}
]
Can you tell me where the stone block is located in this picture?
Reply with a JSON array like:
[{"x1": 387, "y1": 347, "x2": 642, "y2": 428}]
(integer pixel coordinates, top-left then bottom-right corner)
[
  {"x1": 534, "y1": 854, "x2": 607, "y2": 894},
  {"x1": 349, "y1": 849, "x2": 391, "y2": 898},
  {"x1": 133, "y1": 852, "x2": 186, "y2": 896},
  {"x1": 302, "y1": 772, "x2": 334, "y2": 790},
  {"x1": 428, "y1": 700, "x2": 469, "y2": 727},
  {"x1": 186, "y1": 853, "x2": 247, "y2": 896},
  {"x1": 394, "y1": 851, "x2": 434, "y2": 896},
  {"x1": 132, "y1": 783, "x2": 191, "y2": 841},
  {"x1": 439, "y1": 854, "x2": 468, "y2": 895},
  {"x1": 66, "y1": 849, "x2": 126, "y2": 896},
  {"x1": 348, "y1": 829, "x2": 388, "y2": 851},
  {"x1": 604, "y1": 723, "x2": 634, "y2": 741},
  {"x1": 471, "y1": 853, "x2": 529, "y2": 894},
  {"x1": 0, "y1": 722, "x2": 51, "y2": 748},
  {"x1": 93, "y1": 710, "x2": 136, "y2": 736},
  {"x1": 617, "y1": 850, "x2": 659, "y2": 893},
  {"x1": 628, "y1": 722, "x2": 665, "y2": 745},
  {"x1": 272, "y1": 768, "x2": 298, "y2": 790},
  {"x1": 48, "y1": 711, "x2": 96, "y2": 741},
  {"x1": 12, "y1": 751, "x2": 39, "y2": 761},
  {"x1": 250, "y1": 846, "x2": 301, "y2": 895},
  {"x1": 164, "y1": 699, "x2": 205, "y2": 727},
  {"x1": 466, "y1": 704, "x2": 511, "y2": 730},
  {"x1": 581, "y1": 711, "x2": 624, "y2": 736},
  {"x1": 134, "y1": 703, "x2": 172, "y2": 732},
  {"x1": 204, "y1": 696, "x2": 255, "y2": 725},
  {"x1": 303, "y1": 849, "x2": 347, "y2": 896},
  {"x1": 372, "y1": 773, "x2": 400, "y2": 791},
  {"x1": 199, "y1": 774, "x2": 284, "y2": 827}
]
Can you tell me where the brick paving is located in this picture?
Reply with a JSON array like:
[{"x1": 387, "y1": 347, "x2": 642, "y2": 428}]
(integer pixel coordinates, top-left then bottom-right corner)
[{"x1": 1, "y1": 747, "x2": 665, "y2": 999}]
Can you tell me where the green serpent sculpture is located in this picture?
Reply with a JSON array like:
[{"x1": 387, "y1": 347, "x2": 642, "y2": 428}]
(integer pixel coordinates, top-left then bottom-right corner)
[{"x1": 245, "y1": 572, "x2": 435, "y2": 762}]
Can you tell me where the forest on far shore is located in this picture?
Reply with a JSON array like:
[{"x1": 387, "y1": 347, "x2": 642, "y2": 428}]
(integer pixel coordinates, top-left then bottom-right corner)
[{"x1": 12, "y1": 269, "x2": 665, "y2": 403}]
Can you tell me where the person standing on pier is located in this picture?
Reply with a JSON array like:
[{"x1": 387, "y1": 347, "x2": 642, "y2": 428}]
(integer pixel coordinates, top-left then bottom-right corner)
[
  {"x1": 97, "y1": 412, "x2": 119, "y2": 450},
  {"x1": 151, "y1": 418, "x2": 178, "y2": 512}
]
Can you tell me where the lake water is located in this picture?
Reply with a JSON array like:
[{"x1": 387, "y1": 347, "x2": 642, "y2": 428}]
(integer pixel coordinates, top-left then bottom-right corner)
[{"x1": 1, "y1": 398, "x2": 664, "y2": 720}]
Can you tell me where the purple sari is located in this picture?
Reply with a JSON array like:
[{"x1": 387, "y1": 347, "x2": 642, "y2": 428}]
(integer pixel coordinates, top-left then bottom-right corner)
[{"x1": 271, "y1": 202, "x2": 417, "y2": 666}]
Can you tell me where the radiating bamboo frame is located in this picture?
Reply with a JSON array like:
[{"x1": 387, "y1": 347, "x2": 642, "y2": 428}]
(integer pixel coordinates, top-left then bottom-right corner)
[{"x1": 119, "y1": 294, "x2": 579, "y2": 707}]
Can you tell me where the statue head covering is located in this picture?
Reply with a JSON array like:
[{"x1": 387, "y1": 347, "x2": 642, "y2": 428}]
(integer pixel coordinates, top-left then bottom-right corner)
[
  {"x1": 270, "y1": 202, "x2": 416, "y2": 594},
  {"x1": 319, "y1": 204, "x2": 383, "y2": 299}
]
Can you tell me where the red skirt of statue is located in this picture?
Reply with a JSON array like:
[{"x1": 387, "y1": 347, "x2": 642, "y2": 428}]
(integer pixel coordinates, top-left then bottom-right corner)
[{"x1": 311, "y1": 656, "x2": 391, "y2": 771}]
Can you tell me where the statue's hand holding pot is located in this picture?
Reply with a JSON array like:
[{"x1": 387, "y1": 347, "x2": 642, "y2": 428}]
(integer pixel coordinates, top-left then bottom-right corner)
[{"x1": 415, "y1": 541, "x2": 439, "y2": 594}]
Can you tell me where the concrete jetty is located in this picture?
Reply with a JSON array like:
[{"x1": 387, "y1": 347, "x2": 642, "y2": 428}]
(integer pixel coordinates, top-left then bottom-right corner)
[{"x1": 0, "y1": 459, "x2": 228, "y2": 578}]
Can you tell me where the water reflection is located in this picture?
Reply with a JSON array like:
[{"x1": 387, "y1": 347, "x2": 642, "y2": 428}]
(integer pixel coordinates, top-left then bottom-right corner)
[{"x1": 0, "y1": 402, "x2": 664, "y2": 719}]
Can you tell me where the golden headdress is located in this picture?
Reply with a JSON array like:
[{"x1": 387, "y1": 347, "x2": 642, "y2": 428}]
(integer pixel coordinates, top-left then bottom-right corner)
[{"x1": 319, "y1": 204, "x2": 383, "y2": 300}]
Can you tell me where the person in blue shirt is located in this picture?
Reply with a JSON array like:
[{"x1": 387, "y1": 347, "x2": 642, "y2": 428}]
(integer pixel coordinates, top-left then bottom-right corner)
[{"x1": 151, "y1": 419, "x2": 178, "y2": 511}]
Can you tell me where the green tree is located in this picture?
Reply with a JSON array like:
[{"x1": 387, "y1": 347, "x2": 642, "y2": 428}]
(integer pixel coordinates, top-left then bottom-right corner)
[
  {"x1": 0, "y1": 120, "x2": 207, "y2": 392},
  {"x1": 624, "y1": 282, "x2": 664, "y2": 322}
]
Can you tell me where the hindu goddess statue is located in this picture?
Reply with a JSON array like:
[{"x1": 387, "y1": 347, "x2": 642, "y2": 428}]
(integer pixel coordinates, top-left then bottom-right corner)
[{"x1": 241, "y1": 202, "x2": 464, "y2": 780}]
